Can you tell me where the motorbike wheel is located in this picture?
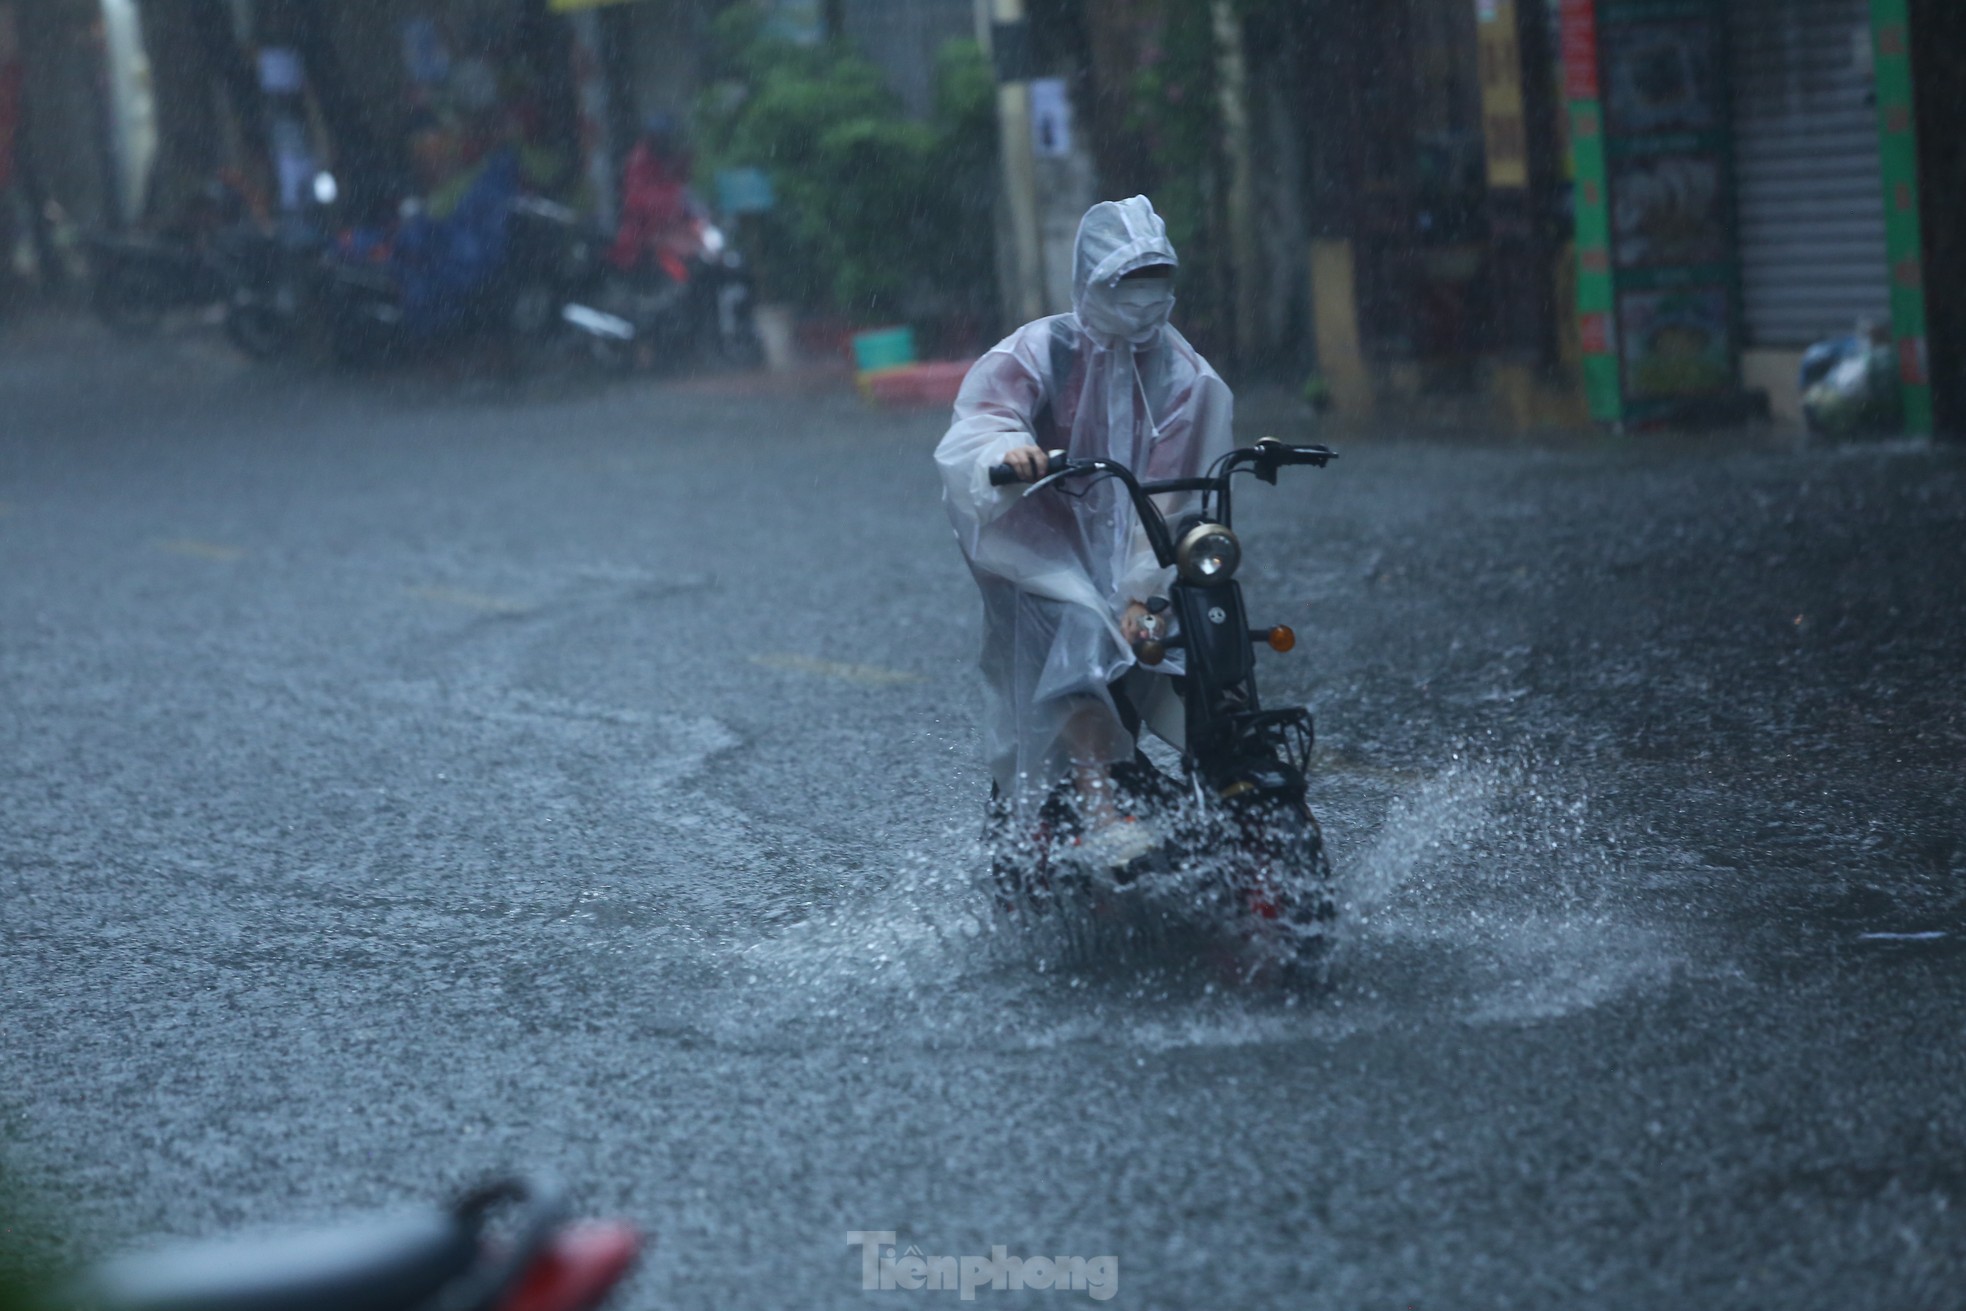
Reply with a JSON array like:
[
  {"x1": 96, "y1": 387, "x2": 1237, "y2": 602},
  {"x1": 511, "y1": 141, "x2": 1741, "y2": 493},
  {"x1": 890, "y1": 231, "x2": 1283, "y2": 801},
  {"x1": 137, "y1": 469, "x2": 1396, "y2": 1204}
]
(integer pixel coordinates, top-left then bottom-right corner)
[
  {"x1": 328, "y1": 319, "x2": 392, "y2": 367},
  {"x1": 585, "y1": 332, "x2": 636, "y2": 375},
  {"x1": 1232, "y1": 797, "x2": 1338, "y2": 985},
  {"x1": 986, "y1": 786, "x2": 1061, "y2": 915},
  {"x1": 718, "y1": 321, "x2": 765, "y2": 368},
  {"x1": 92, "y1": 261, "x2": 175, "y2": 335},
  {"x1": 223, "y1": 299, "x2": 291, "y2": 360},
  {"x1": 986, "y1": 755, "x2": 1180, "y2": 916},
  {"x1": 507, "y1": 279, "x2": 559, "y2": 342}
]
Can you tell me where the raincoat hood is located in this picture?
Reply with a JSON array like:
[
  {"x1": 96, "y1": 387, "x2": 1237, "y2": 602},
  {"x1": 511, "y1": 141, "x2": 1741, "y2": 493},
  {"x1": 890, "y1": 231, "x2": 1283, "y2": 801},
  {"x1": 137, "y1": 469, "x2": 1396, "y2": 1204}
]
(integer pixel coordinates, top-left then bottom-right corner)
[{"x1": 1072, "y1": 196, "x2": 1179, "y2": 345}]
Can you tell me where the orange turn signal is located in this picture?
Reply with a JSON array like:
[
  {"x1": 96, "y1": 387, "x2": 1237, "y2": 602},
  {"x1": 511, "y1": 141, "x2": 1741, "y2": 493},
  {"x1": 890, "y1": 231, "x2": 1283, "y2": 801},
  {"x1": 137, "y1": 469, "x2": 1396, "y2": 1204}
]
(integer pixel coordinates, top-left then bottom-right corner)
[{"x1": 1266, "y1": 626, "x2": 1296, "y2": 653}]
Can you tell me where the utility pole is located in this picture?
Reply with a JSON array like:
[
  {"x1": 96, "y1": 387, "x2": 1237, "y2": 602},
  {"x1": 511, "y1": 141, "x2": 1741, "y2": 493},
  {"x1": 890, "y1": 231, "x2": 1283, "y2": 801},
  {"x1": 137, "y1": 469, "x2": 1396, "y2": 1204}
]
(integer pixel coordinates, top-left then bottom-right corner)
[{"x1": 978, "y1": 0, "x2": 1044, "y2": 323}]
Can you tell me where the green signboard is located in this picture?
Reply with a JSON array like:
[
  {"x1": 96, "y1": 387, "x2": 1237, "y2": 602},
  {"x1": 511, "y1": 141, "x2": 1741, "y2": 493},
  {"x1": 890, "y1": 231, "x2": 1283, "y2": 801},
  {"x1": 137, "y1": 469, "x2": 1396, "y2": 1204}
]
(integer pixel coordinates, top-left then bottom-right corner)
[
  {"x1": 1562, "y1": 0, "x2": 1619, "y2": 421},
  {"x1": 1567, "y1": 0, "x2": 1934, "y2": 434}
]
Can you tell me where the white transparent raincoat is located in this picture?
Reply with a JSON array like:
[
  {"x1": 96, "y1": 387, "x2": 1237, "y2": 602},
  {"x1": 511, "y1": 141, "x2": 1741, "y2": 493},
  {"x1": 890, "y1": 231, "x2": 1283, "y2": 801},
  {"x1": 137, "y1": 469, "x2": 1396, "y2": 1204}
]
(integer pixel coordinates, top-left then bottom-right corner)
[{"x1": 936, "y1": 197, "x2": 1236, "y2": 814}]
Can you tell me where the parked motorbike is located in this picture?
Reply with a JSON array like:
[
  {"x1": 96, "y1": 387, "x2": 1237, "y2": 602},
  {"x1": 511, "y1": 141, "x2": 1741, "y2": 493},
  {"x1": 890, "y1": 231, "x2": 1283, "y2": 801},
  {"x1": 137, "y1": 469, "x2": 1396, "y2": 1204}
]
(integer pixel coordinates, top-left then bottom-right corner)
[
  {"x1": 319, "y1": 178, "x2": 600, "y2": 368},
  {"x1": 85, "y1": 178, "x2": 261, "y2": 335},
  {"x1": 562, "y1": 213, "x2": 761, "y2": 372},
  {"x1": 985, "y1": 437, "x2": 1340, "y2": 981},
  {"x1": 85, "y1": 232, "x2": 226, "y2": 333},
  {"x1": 73, "y1": 1177, "x2": 638, "y2": 1311}
]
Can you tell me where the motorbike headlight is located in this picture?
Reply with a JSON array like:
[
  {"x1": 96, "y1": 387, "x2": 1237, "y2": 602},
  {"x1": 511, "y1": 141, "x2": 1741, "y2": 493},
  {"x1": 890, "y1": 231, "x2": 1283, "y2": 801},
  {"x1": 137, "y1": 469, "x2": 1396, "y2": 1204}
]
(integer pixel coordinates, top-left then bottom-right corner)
[
  {"x1": 701, "y1": 224, "x2": 727, "y2": 257},
  {"x1": 312, "y1": 172, "x2": 338, "y2": 205},
  {"x1": 1176, "y1": 523, "x2": 1240, "y2": 584}
]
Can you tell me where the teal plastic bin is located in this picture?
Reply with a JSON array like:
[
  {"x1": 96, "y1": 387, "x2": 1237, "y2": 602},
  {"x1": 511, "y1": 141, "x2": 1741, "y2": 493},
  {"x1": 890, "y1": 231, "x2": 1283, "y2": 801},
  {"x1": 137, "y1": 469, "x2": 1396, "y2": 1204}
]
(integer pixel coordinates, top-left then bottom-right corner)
[{"x1": 851, "y1": 326, "x2": 916, "y2": 373}]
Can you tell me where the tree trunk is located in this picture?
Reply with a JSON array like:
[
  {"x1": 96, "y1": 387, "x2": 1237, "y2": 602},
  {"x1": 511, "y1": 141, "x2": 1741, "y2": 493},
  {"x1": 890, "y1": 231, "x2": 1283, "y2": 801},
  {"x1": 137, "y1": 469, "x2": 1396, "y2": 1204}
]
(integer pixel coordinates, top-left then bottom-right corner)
[
  {"x1": 518, "y1": 0, "x2": 581, "y2": 196},
  {"x1": 186, "y1": 0, "x2": 270, "y2": 199},
  {"x1": 596, "y1": 4, "x2": 640, "y2": 175},
  {"x1": 1078, "y1": 0, "x2": 1157, "y2": 198},
  {"x1": 137, "y1": 0, "x2": 222, "y2": 224}
]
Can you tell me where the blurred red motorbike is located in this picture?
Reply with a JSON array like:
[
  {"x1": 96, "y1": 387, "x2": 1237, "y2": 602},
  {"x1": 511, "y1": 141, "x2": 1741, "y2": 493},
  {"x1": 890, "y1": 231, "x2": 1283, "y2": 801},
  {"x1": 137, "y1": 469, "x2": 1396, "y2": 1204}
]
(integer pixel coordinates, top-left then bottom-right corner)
[{"x1": 75, "y1": 1177, "x2": 638, "y2": 1311}]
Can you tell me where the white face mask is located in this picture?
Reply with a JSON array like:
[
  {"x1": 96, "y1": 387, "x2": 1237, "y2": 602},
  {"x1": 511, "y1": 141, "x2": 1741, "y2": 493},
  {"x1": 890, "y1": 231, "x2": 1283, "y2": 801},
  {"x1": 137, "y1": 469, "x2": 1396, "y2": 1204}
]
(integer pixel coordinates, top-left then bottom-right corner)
[{"x1": 1082, "y1": 278, "x2": 1176, "y2": 343}]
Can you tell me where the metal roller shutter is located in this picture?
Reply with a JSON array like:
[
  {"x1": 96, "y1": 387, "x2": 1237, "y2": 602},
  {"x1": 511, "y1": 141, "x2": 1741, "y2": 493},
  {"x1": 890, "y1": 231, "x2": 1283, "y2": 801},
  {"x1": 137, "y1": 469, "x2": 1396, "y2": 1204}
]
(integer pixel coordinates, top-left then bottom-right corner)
[{"x1": 1728, "y1": 0, "x2": 1891, "y2": 348}]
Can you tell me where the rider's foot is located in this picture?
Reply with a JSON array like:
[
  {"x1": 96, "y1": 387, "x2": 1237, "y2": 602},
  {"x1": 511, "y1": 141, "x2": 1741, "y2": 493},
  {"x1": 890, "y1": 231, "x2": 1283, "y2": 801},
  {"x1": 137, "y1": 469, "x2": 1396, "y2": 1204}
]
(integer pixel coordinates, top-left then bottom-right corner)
[{"x1": 1076, "y1": 814, "x2": 1160, "y2": 871}]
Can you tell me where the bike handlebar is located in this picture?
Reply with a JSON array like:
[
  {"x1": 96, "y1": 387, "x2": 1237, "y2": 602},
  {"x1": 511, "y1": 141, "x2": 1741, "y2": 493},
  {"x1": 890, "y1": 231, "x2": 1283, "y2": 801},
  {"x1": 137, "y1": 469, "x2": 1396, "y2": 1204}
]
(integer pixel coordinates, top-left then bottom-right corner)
[
  {"x1": 984, "y1": 438, "x2": 1335, "y2": 571},
  {"x1": 987, "y1": 439, "x2": 1335, "y2": 489}
]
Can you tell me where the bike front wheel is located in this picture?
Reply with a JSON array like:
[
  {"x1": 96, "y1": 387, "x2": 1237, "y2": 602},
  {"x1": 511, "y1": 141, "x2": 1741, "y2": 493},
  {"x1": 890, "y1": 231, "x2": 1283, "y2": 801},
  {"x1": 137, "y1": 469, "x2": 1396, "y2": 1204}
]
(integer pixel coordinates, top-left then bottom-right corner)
[{"x1": 1230, "y1": 796, "x2": 1338, "y2": 983}]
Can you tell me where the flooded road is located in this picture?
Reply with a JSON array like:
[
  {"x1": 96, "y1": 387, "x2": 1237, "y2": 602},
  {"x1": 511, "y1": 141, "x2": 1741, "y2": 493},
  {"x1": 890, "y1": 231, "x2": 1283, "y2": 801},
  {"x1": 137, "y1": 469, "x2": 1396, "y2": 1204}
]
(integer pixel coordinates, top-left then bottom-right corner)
[{"x1": 4, "y1": 324, "x2": 1964, "y2": 1307}]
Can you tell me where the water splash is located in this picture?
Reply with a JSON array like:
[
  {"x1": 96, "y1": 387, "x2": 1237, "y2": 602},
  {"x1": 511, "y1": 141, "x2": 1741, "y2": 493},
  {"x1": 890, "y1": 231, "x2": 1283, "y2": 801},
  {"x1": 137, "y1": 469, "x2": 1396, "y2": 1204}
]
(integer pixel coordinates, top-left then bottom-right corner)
[
  {"x1": 709, "y1": 749, "x2": 1675, "y2": 1054},
  {"x1": 1331, "y1": 751, "x2": 1675, "y2": 1026}
]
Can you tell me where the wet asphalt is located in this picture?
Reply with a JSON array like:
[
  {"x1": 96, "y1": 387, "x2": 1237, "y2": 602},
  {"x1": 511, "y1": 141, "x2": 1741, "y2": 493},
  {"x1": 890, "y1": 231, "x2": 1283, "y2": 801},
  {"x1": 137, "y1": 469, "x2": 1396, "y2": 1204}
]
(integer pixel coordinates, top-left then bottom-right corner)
[{"x1": 3, "y1": 318, "x2": 1964, "y2": 1309}]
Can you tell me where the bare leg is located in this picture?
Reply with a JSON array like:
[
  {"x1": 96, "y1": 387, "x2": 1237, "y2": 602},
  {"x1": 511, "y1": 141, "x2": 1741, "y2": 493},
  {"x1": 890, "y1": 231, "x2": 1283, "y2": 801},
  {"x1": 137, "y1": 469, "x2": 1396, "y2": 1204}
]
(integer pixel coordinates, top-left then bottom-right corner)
[
  {"x1": 1062, "y1": 700, "x2": 1126, "y2": 829},
  {"x1": 1064, "y1": 708, "x2": 1156, "y2": 867}
]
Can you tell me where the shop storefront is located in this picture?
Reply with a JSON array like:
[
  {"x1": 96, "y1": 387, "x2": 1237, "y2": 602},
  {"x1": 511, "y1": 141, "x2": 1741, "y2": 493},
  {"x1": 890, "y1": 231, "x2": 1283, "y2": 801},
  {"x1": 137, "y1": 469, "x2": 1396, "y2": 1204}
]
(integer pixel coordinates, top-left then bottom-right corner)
[{"x1": 1561, "y1": 0, "x2": 1933, "y2": 433}]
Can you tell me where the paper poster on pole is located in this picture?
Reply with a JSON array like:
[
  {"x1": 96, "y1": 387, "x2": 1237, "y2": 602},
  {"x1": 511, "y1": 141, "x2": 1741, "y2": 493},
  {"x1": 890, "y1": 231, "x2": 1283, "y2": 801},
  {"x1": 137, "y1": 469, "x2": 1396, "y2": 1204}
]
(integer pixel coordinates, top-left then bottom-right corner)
[
  {"x1": 1030, "y1": 78, "x2": 1072, "y2": 159},
  {"x1": 257, "y1": 47, "x2": 303, "y2": 94}
]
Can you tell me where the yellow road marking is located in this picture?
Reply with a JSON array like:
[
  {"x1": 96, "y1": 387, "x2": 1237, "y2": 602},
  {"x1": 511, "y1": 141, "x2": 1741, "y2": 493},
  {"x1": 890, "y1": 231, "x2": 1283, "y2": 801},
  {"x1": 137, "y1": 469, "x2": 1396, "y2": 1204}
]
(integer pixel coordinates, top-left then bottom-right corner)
[
  {"x1": 1320, "y1": 759, "x2": 1429, "y2": 785},
  {"x1": 156, "y1": 539, "x2": 244, "y2": 561},
  {"x1": 749, "y1": 653, "x2": 924, "y2": 687},
  {"x1": 406, "y1": 585, "x2": 532, "y2": 615}
]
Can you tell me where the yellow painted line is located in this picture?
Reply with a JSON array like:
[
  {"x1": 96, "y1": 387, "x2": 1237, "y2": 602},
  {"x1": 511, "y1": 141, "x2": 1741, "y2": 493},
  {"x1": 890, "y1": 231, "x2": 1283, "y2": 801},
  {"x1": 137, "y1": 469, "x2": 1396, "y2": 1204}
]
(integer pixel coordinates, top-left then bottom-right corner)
[
  {"x1": 406, "y1": 585, "x2": 533, "y2": 615},
  {"x1": 749, "y1": 653, "x2": 924, "y2": 687},
  {"x1": 1329, "y1": 763, "x2": 1428, "y2": 784},
  {"x1": 156, "y1": 539, "x2": 245, "y2": 561}
]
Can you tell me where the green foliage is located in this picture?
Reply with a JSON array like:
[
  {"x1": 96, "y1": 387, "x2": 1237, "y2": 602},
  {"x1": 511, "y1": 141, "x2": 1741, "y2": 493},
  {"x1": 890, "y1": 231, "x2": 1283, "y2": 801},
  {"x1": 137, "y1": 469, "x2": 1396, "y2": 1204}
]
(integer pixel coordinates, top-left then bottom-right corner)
[
  {"x1": 926, "y1": 37, "x2": 1000, "y2": 327},
  {"x1": 1301, "y1": 372, "x2": 1333, "y2": 413},
  {"x1": 695, "y1": 6, "x2": 997, "y2": 326},
  {"x1": 1122, "y1": 4, "x2": 1228, "y2": 349},
  {"x1": 1124, "y1": 7, "x2": 1218, "y2": 257}
]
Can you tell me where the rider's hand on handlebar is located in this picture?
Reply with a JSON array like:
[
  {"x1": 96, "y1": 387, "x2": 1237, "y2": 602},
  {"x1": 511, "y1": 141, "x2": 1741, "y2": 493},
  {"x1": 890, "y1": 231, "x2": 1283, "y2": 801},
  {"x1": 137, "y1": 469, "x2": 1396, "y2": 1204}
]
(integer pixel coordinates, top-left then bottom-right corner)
[
  {"x1": 1120, "y1": 601, "x2": 1156, "y2": 645},
  {"x1": 1001, "y1": 444, "x2": 1050, "y2": 484}
]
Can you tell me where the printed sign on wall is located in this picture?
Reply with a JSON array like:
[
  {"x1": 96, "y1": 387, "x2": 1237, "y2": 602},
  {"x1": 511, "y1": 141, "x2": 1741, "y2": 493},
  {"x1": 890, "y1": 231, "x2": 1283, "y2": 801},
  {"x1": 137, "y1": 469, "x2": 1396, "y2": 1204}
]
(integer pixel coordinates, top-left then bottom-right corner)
[{"x1": 1563, "y1": 0, "x2": 1740, "y2": 424}]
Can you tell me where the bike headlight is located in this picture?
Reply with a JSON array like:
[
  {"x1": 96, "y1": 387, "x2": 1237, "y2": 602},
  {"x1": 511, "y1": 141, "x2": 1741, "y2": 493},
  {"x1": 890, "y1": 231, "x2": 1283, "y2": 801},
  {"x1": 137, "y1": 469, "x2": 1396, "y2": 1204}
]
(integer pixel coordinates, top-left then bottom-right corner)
[{"x1": 1176, "y1": 523, "x2": 1240, "y2": 584}]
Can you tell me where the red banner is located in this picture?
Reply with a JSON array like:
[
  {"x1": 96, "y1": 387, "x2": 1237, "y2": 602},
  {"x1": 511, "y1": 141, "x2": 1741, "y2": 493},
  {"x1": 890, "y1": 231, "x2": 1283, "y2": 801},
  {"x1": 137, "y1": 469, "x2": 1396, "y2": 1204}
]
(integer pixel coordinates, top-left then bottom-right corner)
[
  {"x1": 1559, "y1": 0, "x2": 1600, "y2": 102},
  {"x1": 1580, "y1": 312, "x2": 1613, "y2": 357}
]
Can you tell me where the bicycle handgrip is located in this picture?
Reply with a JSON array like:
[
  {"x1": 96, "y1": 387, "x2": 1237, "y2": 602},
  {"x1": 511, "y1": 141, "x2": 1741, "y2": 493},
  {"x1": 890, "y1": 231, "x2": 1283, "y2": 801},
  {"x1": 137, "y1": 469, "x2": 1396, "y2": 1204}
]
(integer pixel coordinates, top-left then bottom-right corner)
[{"x1": 988, "y1": 450, "x2": 1066, "y2": 486}]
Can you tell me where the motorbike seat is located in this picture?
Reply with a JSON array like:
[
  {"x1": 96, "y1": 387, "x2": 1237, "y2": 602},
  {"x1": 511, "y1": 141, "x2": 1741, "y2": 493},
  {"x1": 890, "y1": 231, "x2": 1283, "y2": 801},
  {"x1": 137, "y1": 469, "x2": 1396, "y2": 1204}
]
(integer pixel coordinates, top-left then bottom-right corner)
[{"x1": 83, "y1": 1208, "x2": 477, "y2": 1311}]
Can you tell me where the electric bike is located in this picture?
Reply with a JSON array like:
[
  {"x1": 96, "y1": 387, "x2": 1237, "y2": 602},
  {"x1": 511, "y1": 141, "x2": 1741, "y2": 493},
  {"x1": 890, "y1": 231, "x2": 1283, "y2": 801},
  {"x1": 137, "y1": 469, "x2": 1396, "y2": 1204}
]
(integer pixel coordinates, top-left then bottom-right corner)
[{"x1": 985, "y1": 437, "x2": 1339, "y2": 980}]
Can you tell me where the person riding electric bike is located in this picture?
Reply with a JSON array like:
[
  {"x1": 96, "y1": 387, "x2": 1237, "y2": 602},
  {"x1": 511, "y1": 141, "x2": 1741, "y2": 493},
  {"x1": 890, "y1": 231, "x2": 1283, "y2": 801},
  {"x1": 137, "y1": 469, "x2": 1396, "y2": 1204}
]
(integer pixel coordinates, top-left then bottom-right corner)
[{"x1": 937, "y1": 196, "x2": 1235, "y2": 871}]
